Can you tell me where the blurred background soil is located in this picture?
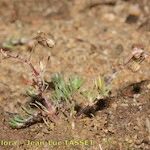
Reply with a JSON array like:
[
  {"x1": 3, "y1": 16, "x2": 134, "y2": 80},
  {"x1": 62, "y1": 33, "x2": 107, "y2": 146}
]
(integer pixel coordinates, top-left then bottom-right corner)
[{"x1": 0, "y1": 0, "x2": 150, "y2": 150}]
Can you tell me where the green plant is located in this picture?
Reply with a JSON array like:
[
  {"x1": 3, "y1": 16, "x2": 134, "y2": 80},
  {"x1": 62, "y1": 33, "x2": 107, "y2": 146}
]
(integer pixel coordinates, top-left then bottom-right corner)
[
  {"x1": 1, "y1": 32, "x2": 149, "y2": 128},
  {"x1": 81, "y1": 75, "x2": 110, "y2": 106},
  {"x1": 81, "y1": 90, "x2": 97, "y2": 104},
  {"x1": 52, "y1": 73, "x2": 84, "y2": 103},
  {"x1": 0, "y1": 31, "x2": 84, "y2": 128},
  {"x1": 9, "y1": 115, "x2": 26, "y2": 128},
  {"x1": 95, "y1": 76, "x2": 111, "y2": 98},
  {"x1": 1, "y1": 32, "x2": 57, "y2": 128}
]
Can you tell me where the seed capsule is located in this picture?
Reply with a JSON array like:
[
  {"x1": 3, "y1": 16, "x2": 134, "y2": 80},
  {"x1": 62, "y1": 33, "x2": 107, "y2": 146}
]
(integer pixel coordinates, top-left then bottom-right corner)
[
  {"x1": 35, "y1": 31, "x2": 55, "y2": 48},
  {"x1": 127, "y1": 60, "x2": 141, "y2": 72},
  {"x1": 124, "y1": 44, "x2": 149, "y2": 72}
]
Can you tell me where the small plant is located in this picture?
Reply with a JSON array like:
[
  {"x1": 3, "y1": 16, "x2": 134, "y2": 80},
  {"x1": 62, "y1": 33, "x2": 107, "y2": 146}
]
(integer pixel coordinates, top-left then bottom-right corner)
[
  {"x1": 78, "y1": 44, "x2": 149, "y2": 117},
  {"x1": 81, "y1": 75, "x2": 110, "y2": 106},
  {"x1": 1, "y1": 32, "x2": 149, "y2": 128},
  {"x1": 52, "y1": 73, "x2": 83, "y2": 103},
  {"x1": 1, "y1": 32, "x2": 56, "y2": 128},
  {"x1": 81, "y1": 90, "x2": 97, "y2": 105},
  {"x1": 78, "y1": 75, "x2": 111, "y2": 117},
  {"x1": 9, "y1": 115, "x2": 26, "y2": 128},
  {"x1": 95, "y1": 76, "x2": 111, "y2": 98},
  {"x1": 51, "y1": 73, "x2": 84, "y2": 118},
  {"x1": 9, "y1": 112, "x2": 42, "y2": 129},
  {"x1": 0, "y1": 32, "x2": 84, "y2": 128}
]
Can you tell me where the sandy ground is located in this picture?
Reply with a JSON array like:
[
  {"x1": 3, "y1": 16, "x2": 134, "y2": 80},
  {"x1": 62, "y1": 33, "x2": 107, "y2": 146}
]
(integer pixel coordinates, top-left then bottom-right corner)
[{"x1": 0, "y1": 0, "x2": 150, "y2": 150}]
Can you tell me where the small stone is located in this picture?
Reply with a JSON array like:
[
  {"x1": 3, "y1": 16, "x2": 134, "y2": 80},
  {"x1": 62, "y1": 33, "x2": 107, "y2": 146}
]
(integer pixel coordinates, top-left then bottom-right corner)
[
  {"x1": 125, "y1": 137, "x2": 133, "y2": 144},
  {"x1": 120, "y1": 103, "x2": 128, "y2": 107},
  {"x1": 112, "y1": 103, "x2": 117, "y2": 110},
  {"x1": 133, "y1": 94, "x2": 140, "y2": 98},
  {"x1": 129, "y1": 4, "x2": 141, "y2": 16},
  {"x1": 103, "y1": 13, "x2": 116, "y2": 21},
  {"x1": 147, "y1": 84, "x2": 150, "y2": 89}
]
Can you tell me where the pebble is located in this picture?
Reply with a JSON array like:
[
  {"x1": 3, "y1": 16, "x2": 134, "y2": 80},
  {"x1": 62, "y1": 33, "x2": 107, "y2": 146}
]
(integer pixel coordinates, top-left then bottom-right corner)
[
  {"x1": 112, "y1": 103, "x2": 117, "y2": 110},
  {"x1": 120, "y1": 103, "x2": 128, "y2": 107},
  {"x1": 103, "y1": 13, "x2": 116, "y2": 21},
  {"x1": 133, "y1": 94, "x2": 140, "y2": 99},
  {"x1": 147, "y1": 84, "x2": 150, "y2": 90},
  {"x1": 129, "y1": 4, "x2": 141, "y2": 16},
  {"x1": 125, "y1": 137, "x2": 133, "y2": 144}
]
